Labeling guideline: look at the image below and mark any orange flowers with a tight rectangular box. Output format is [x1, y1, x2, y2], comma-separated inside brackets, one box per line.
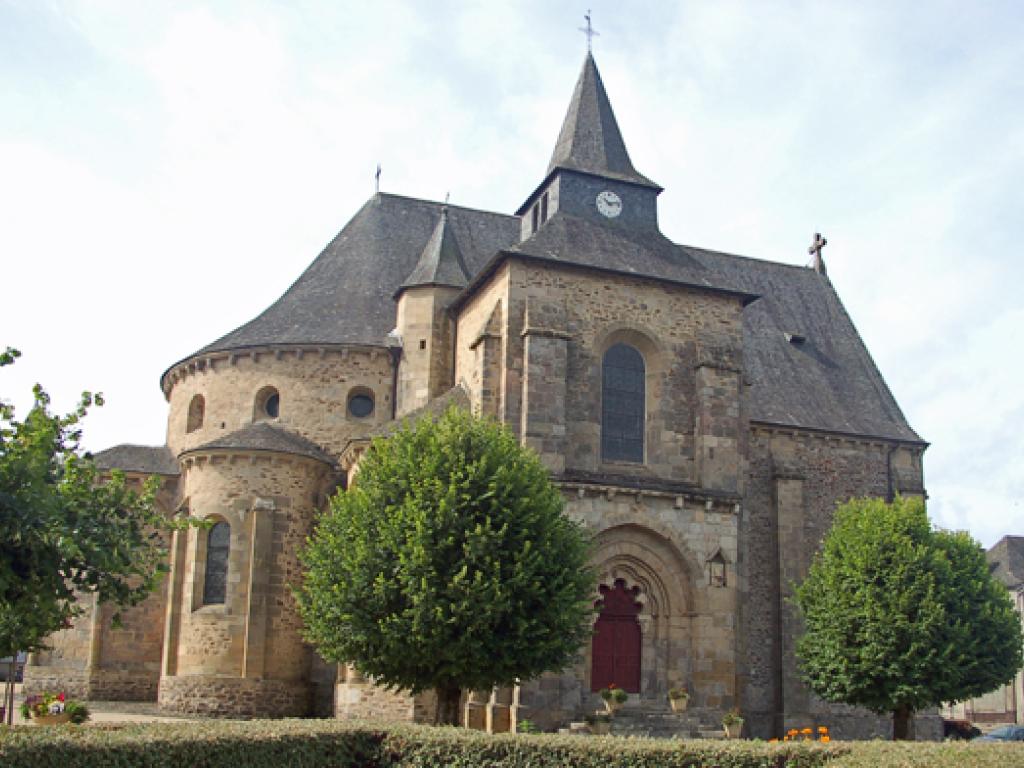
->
[780, 725, 830, 742]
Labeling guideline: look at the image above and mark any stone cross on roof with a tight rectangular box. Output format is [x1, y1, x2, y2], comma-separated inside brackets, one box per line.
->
[579, 10, 599, 53]
[808, 232, 828, 275]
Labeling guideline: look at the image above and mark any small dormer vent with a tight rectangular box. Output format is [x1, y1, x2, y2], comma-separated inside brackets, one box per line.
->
[786, 333, 806, 345]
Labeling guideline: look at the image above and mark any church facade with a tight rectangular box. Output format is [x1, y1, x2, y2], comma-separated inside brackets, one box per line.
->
[25, 53, 936, 739]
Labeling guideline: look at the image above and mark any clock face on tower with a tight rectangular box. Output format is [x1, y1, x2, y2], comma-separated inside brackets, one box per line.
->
[596, 190, 622, 218]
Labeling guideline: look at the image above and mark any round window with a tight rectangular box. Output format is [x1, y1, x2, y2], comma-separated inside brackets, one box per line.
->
[264, 393, 280, 418]
[348, 393, 374, 418]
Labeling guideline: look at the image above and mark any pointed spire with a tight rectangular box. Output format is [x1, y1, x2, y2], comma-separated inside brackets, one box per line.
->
[397, 205, 469, 294]
[547, 53, 660, 189]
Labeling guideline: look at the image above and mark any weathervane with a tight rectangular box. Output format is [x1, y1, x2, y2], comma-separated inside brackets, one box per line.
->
[579, 10, 599, 53]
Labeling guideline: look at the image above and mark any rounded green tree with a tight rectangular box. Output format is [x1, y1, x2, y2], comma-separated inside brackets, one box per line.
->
[794, 496, 1023, 739]
[1, 347, 173, 724]
[297, 407, 595, 725]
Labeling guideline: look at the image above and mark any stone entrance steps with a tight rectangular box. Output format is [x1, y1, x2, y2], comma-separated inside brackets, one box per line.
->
[611, 704, 722, 739]
[561, 703, 724, 740]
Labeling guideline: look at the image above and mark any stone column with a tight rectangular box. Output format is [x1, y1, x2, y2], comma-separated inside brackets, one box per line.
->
[464, 689, 488, 730]
[486, 686, 514, 733]
[242, 498, 274, 678]
[520, 297, 570, 474]
[160, 525, 188, 678]
[694, 352, 741, 493]
[773, 467, 810, 730]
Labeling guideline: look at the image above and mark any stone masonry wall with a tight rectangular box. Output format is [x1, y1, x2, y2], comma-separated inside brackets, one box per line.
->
[521, 487, 740, 728]
[740, 425, 934, 739]
[396, 286, 460, 416]
[159, 450, 331, 716]
[454, 262, 510, 417]
[165, 346, 393, 458]
[24, 474, 177, 702]
[503, 260, 745, 487]
[159, 674, 310, 718]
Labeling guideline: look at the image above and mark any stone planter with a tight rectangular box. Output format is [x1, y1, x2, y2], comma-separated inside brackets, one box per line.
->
[669, 696, 689, 713]
[589, 720, 611, 735]
[32, 712, 71, 726]
[723, 721, 743, 739]
[603, 699, 624, 715]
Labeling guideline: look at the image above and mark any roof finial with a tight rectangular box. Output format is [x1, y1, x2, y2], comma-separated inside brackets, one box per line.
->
[579, 10, 599, 53]
[808, 232, 828, 276]
[443, 191, 450, 217]
[375, 162, 381, 195]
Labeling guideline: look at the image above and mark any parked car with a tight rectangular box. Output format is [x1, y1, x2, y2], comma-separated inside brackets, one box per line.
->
[976, 724, 1024, 742]
[943, 718, 981, 740]
[0, 652, 26, 682]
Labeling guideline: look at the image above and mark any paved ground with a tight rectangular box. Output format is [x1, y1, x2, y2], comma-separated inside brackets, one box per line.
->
[3, 684, 199, 724]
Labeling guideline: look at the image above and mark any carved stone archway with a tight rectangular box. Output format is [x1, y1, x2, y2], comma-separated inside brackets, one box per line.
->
[587, 524, 695, 701]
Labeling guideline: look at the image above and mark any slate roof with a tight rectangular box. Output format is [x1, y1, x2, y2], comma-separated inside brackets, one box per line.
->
[397, 207, 470, 294]
[690, 247, 922, 442]
[190, 195, 519, 357]
[182, 422, 335, 465]
[502, 212, 754, 301]
[987, 536, 1024, 589]
[547, 53, 660, 191]
[171, 52, 922, 446]
[93, 445, 180, 476]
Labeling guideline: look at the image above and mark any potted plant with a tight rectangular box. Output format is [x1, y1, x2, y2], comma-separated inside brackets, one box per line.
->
[585, 711, 613, 735]
[668, 686, 689, 713]
[599, 683, 628, 713]
[722, 708, 744, 739]
[20, 691, 89, 726]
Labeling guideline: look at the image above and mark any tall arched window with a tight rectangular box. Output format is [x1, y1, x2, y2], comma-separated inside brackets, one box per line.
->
[203, 521, 230, 605]
[601, 343, 645, 463]
[186, 394, 205, 433]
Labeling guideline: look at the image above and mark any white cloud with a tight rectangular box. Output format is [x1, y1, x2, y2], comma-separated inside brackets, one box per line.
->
[1, 0, 1021, 548]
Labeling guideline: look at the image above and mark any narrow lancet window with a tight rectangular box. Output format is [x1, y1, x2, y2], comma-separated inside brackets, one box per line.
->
[186, 394, 205, 433]
[601, 343, 645, 463]
[203, 521, 230, 605]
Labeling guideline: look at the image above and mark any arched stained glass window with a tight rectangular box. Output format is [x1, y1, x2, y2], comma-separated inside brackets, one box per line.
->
[203, 521, 230, 605]
[601, 344, 645, 463]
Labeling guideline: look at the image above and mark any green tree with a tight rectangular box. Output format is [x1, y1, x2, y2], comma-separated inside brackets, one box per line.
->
[794, 496, 1023, 740]
[0, 347, 172, 662]
[297, 407, 595, 725]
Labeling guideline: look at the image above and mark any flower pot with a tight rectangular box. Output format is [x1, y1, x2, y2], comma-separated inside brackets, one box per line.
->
[669, 697, 688, 713]
[603, 699, 623, 714]
[33, 712, 71, 726]
[590, 720, 611, 735]
[723, 721, 743, 739]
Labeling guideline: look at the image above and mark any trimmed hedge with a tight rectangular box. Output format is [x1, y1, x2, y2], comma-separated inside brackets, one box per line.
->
[0, 720, 1017, 768]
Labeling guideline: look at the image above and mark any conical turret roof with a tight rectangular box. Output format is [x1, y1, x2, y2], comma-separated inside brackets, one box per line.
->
[396, 206, 469, 294]
[547, 53, 660, 190]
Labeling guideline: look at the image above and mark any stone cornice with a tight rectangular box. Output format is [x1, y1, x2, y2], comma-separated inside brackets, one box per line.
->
[160, 343, 392, 400]
[750, 420, 928, 451]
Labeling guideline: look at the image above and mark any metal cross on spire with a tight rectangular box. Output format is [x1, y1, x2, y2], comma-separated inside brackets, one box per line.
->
[579, 10, 599, 53]
[808, 232, 828, 275]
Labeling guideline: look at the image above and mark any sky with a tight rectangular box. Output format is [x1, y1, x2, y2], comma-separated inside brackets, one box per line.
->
[1, 0, 1021, 547]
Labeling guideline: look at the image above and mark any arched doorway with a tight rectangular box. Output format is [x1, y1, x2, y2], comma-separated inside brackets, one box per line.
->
[591, 579, 642, 693]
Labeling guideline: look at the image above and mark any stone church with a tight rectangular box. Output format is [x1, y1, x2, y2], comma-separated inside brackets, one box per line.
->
[25, 52, 934, 739]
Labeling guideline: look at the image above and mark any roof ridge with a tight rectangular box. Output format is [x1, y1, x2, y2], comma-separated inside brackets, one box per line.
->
[375, 192, 515, 221]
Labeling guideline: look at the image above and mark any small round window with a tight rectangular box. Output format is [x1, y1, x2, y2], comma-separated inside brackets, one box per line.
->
[348, 393, 374, 418]
[254, 386, 280, 421]
[264, 393, 280, 418]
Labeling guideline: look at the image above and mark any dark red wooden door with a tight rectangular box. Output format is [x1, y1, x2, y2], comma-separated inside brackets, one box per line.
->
[591, 580, 641, 693]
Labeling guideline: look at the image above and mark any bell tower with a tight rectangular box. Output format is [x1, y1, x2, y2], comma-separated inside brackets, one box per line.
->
[516, 52, 663, 241]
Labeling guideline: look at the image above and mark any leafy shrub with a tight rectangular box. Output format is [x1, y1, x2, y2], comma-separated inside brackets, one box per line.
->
[0, 719, 1017, 768]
